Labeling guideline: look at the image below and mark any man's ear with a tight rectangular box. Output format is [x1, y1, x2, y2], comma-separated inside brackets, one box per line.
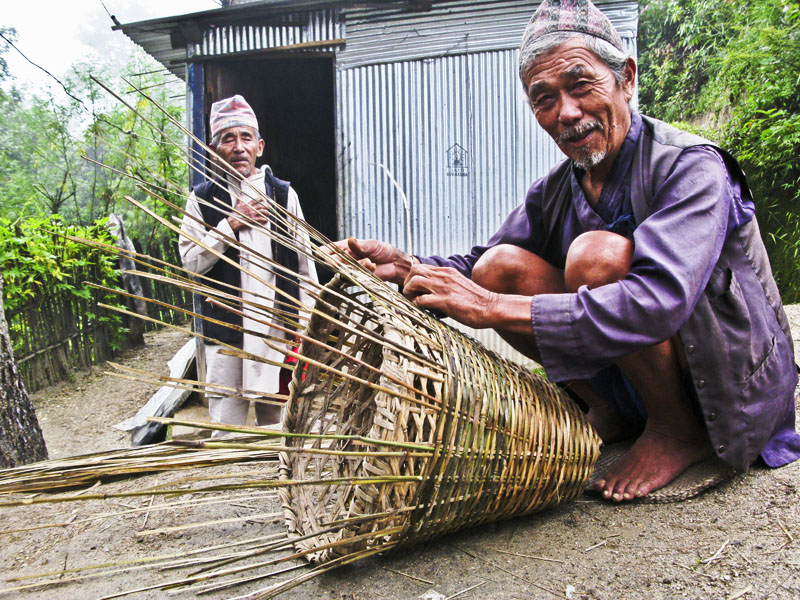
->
[623, 57, 637, 99]
[256, 138, 265, 157]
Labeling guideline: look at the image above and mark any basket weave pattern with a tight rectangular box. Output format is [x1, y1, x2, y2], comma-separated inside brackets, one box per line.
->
[279, 271, 601, 563]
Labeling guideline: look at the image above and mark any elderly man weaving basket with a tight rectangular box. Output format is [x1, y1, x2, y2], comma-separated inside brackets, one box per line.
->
[330, 0, 800, 502]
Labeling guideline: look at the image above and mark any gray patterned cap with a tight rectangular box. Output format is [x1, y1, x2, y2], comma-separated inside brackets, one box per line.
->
[524, 0, 623, 51]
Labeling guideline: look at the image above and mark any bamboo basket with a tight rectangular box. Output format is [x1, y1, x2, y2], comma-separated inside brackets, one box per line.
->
[279, 270, 601, 564]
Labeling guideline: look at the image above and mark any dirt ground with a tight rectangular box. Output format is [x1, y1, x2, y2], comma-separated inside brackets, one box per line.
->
[1, 310, 799, 600]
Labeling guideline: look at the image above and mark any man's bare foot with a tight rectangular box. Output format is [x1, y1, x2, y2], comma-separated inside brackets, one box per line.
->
[593, 421, 712, 502]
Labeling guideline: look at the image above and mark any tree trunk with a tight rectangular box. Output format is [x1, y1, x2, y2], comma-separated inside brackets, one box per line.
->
[0, 274, 48, 468]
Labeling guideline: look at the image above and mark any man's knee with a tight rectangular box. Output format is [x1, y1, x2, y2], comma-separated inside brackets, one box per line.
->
[565, 231, 633, 293]
[473, 245, 522, 292]
[473, 244, 564, 295]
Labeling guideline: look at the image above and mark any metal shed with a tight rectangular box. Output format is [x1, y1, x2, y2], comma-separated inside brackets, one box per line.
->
[117, 0, 639, 363]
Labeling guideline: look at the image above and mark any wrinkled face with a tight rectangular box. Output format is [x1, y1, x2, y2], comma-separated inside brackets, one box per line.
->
[212, 126, 264, 177]
[525, 39, 635, 173]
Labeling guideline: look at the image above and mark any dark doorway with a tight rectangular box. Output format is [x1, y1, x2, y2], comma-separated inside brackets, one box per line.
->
[204, 56, 337, 281]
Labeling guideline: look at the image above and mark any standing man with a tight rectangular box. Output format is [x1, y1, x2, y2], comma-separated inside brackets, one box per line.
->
[330, 0, 800, 501]
[180, 95, 318, 429]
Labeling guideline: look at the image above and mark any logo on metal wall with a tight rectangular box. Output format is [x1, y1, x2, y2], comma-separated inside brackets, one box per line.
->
[446, 143, 469, 177]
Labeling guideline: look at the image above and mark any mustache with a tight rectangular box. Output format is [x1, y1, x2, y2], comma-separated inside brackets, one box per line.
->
[557, 120, 604, 145]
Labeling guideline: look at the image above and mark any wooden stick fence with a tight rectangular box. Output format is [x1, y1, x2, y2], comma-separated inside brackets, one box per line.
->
[8, 239, 191, 393]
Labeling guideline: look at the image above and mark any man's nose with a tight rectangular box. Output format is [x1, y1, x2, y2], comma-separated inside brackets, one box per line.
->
[558, 94, 582, 125]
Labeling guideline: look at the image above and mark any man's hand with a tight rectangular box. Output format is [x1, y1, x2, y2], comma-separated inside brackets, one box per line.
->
[228, 200, 270, 233]
[403, 264, 499, 329]
[322, 238, 413, 286]
[404, 263, 536, 334]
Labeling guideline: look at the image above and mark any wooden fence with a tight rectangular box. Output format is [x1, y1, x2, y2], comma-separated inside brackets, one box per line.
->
[8, 240, 191, 394]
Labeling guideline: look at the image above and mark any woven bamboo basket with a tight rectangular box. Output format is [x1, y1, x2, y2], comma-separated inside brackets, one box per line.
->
[279, 270, 601, 564]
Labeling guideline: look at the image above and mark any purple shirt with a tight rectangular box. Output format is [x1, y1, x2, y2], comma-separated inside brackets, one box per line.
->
[423, 113, 755, 381]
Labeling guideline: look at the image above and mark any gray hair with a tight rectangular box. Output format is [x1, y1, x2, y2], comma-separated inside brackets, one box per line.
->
[210, 126, 262, 147]
[519, 31, 631, 97]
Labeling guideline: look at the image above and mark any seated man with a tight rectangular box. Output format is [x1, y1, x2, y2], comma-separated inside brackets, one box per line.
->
[180, 95, 318, 431]
[330, 0, 800, 501]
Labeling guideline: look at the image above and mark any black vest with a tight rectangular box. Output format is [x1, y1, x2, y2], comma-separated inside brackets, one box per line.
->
[193, 170, 301, 345]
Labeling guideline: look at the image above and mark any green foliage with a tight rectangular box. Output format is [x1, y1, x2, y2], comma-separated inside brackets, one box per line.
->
[0, 215, 126, 351]
[0, 45, 188, 361]
[639, 0, 800, 302]
[0, 48, 187, 252]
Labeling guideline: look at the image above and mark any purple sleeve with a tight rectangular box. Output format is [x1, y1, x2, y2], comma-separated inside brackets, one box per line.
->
[419, 178, 549, 276]
[533, 147, 738, 382]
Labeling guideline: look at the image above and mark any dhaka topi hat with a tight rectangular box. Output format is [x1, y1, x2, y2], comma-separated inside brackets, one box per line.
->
[524, 0, 623, 51]
[209, 95, 259, 140]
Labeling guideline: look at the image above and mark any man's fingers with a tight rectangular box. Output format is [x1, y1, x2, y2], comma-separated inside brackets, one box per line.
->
[402, 271, 431, 298]
[320, 240, 355, 267]
[357, 257, 376, 271]
[347, 237, 370, 259]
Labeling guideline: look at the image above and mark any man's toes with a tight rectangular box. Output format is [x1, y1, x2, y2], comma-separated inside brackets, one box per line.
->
[604, 479, 626, 502]
[611, 484, 627, 502]
[596, 475, 618, 499]
[622, 479, 643, 501]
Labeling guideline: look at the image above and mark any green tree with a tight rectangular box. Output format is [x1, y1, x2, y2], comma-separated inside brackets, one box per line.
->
[0, 47, 187, 251]
[639, 0, 800, 301]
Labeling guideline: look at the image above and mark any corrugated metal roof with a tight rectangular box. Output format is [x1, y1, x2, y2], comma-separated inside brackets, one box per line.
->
[115, 1, 353, 79]
[193, 7, 343, 58]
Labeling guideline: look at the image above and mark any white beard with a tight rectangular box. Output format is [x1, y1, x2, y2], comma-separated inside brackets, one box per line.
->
[573, 149, 607, 170]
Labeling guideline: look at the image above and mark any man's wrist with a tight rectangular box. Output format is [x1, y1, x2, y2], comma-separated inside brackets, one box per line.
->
[396, 253, 416, 284]
[485, 293, 537, 334]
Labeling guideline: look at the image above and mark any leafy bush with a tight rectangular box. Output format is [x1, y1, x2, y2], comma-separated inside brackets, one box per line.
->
[0, 49, 187, 250]
[639, 0, 800, 302]
[0, 215, 126, 350]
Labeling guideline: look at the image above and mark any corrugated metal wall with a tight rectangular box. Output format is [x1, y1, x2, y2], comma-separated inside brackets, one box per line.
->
[341, 0, 637, 69]
[336, 0, 638, 363]
[188, 7, 343, 57]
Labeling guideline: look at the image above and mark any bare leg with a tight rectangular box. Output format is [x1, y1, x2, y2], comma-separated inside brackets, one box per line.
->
[564, 232, 711, 501]
[593, 339, 712, 501]
[474, 234, 712, 502]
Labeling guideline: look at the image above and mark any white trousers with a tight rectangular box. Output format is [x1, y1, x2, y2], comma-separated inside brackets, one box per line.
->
[204, 344, 281, 435]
